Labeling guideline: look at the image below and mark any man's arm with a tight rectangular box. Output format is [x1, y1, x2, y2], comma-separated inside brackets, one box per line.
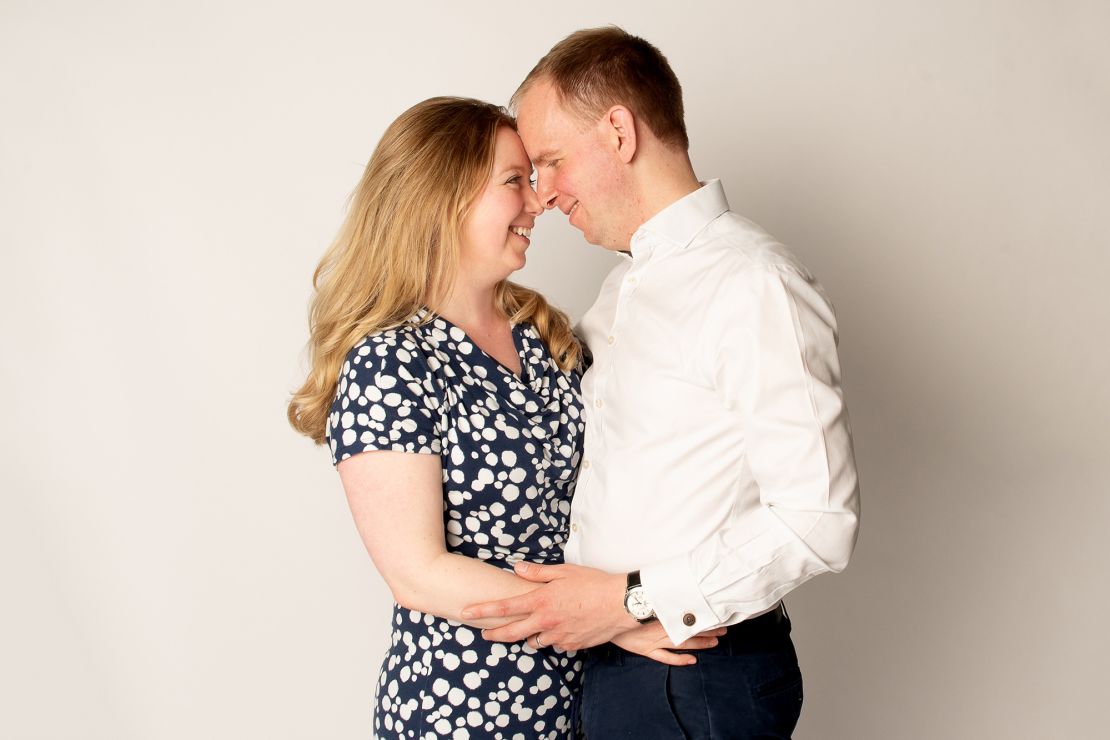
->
[640, 264, 860, 643]
[461, 561, 727, 662]
[465, 264, 860, 646]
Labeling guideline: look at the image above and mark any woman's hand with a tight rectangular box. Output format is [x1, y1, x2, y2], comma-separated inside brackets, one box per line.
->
[610, 622, 728, 666]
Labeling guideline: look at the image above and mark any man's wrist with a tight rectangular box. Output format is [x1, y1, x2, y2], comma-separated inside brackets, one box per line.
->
[622, 569, 657, 624]
[610, 573, 640, 628]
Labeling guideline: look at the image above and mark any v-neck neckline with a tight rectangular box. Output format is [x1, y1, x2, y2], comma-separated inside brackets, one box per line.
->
[419, 309, 530, 384]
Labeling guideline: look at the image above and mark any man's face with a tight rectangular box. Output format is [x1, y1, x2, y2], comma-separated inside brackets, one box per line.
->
[515, 80, 633, 250]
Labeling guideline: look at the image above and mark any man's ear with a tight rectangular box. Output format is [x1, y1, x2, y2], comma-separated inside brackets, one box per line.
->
[604, 106, 638, 164]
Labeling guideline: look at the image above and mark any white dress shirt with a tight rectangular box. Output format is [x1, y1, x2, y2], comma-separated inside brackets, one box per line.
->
[565, 180, 860, 644]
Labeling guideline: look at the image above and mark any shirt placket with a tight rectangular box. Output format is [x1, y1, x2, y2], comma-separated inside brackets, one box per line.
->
[591, 243, 651, 445]
[571, 246, 650, 546]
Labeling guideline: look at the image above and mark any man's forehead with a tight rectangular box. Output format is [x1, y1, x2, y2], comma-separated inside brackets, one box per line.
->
[515, 78, 559, 114]
[514, 114, 556, 164]
[516, 82, 579, 162]
[517, 81, 578, 129]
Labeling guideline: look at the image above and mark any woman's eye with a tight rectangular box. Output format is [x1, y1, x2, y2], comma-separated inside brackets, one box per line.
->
[529, 177, 537, 187]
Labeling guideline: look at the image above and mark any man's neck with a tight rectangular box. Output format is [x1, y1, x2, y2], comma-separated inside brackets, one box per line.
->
[641, 172, 702, 223]
[622, 152, 702, 248]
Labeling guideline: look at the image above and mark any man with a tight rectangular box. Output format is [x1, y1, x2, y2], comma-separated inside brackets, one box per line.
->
[461, 27, 860, 738]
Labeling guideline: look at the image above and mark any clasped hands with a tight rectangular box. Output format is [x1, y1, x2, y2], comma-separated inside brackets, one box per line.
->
[460, 561, 724, 666]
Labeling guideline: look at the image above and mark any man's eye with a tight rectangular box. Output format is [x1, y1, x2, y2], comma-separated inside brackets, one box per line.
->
[529, 177, 537, 187]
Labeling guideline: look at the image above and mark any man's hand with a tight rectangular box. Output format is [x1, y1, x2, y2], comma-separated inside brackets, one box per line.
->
[460, 561, 637, 651]
[611, 622, 728, 666]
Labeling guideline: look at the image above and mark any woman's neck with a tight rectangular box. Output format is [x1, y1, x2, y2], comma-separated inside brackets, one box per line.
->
[431, 279, 520, 376]
[430, 280, 505, 332]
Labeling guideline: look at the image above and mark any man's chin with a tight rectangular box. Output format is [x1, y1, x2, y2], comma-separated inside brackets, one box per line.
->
[579, 227, 615, 250]
[574, 223, 602, 247]
[568, 215, 613, 248]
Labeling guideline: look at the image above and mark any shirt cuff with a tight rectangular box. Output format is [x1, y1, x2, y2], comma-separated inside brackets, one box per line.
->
[639, 553, 721, 645]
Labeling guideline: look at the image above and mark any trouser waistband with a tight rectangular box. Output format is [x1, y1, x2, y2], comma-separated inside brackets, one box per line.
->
[584, 601, 791, 662]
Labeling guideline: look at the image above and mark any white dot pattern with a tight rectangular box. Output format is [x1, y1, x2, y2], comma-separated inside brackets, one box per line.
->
[326, 310, 585, 738]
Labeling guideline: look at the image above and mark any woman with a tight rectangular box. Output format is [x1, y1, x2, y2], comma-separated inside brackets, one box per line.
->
[288, 97, 718, 739]
[288, 96, 585, 738]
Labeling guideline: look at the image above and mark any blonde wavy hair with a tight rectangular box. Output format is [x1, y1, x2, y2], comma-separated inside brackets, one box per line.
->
[288, 97, 580, 444]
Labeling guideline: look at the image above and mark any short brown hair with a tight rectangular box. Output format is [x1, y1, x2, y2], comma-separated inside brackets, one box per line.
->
[513, 26, 689, 150]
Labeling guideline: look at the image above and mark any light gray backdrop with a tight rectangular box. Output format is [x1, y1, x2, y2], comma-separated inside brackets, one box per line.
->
[2, 1, 1107, 738]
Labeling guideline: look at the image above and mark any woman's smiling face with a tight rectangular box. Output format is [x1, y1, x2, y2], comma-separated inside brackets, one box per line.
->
[458, 127, 543, 287]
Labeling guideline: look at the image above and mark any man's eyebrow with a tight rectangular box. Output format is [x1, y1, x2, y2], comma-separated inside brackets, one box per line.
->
[531, 150, 560, 166]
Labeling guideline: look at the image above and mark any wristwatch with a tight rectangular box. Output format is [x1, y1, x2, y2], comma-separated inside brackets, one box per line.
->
[624, 570, 656, 623]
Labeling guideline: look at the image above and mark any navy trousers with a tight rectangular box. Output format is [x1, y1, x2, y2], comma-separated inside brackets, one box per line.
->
[579, 605, 803, 739]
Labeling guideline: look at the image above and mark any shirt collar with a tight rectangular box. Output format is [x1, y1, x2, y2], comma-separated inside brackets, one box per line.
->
[628, 179, 730, 260]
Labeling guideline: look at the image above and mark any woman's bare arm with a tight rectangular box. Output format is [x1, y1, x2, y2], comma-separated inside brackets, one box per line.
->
[338, 449, 537, 630]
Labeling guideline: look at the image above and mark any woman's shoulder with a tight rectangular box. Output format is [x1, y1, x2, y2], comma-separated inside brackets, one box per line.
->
[345, 316, 433, 364]
[334, 318, 442, 407]
[328, 318, 445, 461]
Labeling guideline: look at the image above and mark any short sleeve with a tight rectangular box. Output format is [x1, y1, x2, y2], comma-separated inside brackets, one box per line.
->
[325, 330, 443, 465]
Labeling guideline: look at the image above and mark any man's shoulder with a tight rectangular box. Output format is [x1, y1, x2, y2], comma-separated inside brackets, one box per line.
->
[699, 212, 814, 280]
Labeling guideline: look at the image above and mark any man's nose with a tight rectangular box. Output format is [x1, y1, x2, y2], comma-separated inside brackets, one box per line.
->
[536, 173, 559, 210]
[523, 181, 543, 217]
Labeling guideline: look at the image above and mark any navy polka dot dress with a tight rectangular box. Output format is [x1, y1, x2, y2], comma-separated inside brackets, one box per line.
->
[326, 309, 585, 739]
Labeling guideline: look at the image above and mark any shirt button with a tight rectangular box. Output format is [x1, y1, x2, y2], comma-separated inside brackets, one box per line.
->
[571, 522, 578, 532]
[583, 459, 590, 468]
[595, 399, 603, 408]
[682, 613, 697, 627]
[607, 335, 615, 345]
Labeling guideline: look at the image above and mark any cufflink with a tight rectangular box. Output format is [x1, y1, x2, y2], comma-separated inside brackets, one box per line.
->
[682, 613, 696, 627]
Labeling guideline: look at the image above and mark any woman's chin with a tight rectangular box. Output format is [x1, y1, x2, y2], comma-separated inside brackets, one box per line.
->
[491, 263, 523, 283]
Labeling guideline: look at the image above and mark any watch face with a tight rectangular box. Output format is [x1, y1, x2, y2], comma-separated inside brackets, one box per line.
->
[625, 587, 654, 620]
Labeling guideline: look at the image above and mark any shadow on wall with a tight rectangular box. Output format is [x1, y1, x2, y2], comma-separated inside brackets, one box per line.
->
[711, 109, 1107, 739]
